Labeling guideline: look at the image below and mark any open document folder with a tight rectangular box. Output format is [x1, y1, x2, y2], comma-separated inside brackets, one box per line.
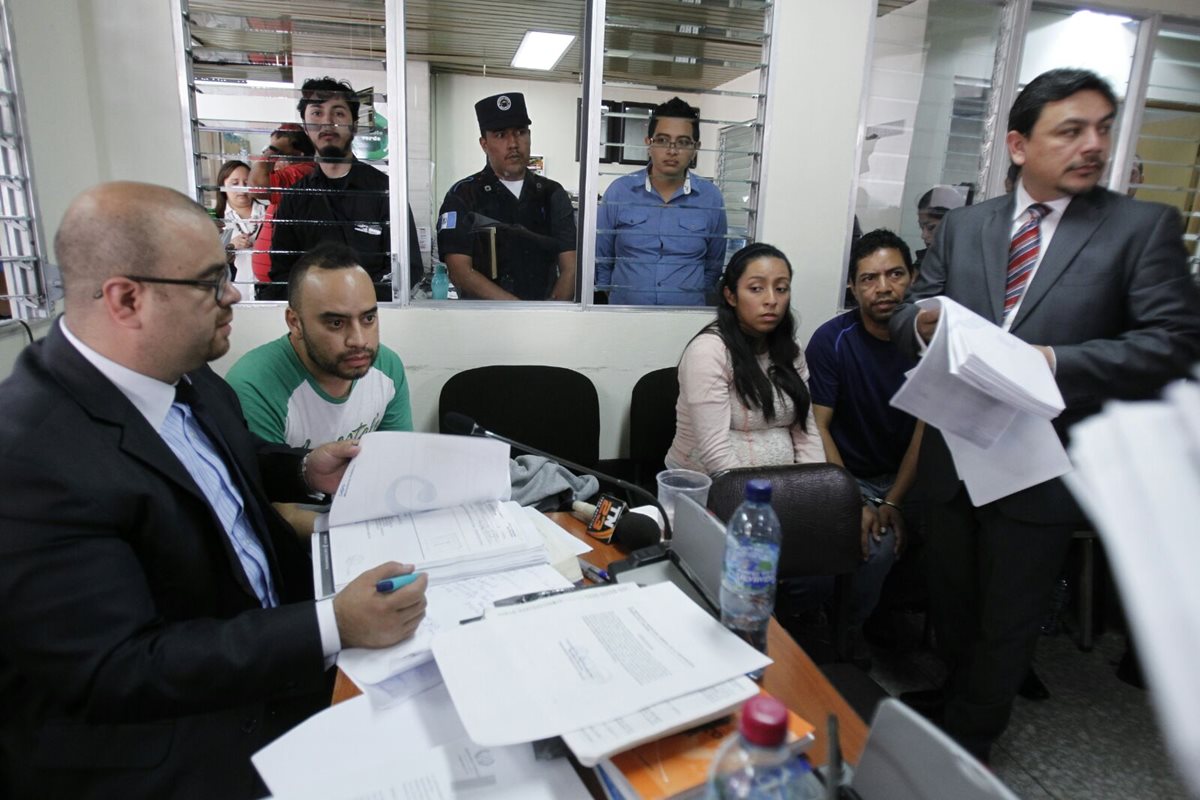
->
[1065, 379, 1200, 798]
[432, 582, 772, 747]
[312, 431, 548, 594]
[890, 296, 1071, 506]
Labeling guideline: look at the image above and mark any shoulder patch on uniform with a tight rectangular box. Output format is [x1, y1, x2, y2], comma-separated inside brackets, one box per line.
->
[438, 211, 457, 231]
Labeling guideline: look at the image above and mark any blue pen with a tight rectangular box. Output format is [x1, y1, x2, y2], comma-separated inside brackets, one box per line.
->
[376, 573, 422, 593]
[577, 558, 612, 584]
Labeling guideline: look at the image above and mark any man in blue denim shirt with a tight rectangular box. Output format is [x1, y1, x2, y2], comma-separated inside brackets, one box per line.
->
[596, 98, 727, 305]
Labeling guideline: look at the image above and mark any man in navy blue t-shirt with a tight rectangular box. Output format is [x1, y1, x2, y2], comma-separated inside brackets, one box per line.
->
[806, 229, 923, 626]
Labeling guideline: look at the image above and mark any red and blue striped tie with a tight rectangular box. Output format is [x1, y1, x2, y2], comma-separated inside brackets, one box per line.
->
[1004, 203, 1050, 320]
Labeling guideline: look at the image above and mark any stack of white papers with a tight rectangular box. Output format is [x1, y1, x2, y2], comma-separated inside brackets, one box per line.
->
[338, 564, 572, 702]
[253, 682, 590, 800]
[313, 432, 550, 593]
[324, 499, 549, 590]
[1066, 378, 1200, 798]
[891, 297, 1071, 505]
[432, 582, 772, 749]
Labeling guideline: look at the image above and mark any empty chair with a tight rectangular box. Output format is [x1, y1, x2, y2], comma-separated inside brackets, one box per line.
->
[438, 365, 600, 468]
[628, 367, 679, 490]
[707, 463, 862, 661]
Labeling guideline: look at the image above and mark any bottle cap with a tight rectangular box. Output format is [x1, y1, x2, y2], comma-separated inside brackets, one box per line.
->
[744, 479, 772, 504]
[739, 695, 787, 747]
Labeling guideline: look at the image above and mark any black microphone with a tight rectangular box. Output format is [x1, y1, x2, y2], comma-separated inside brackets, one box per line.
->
[443, 412, 672, 540]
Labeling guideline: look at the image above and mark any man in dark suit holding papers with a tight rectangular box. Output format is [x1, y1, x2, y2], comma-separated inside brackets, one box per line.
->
[0, 182, 427, 799]
[890, 69, 1200, 760]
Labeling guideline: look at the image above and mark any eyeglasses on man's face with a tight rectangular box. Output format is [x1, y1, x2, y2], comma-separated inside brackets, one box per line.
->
[120, 266, 233, 304]
[649, 135, 697, 151]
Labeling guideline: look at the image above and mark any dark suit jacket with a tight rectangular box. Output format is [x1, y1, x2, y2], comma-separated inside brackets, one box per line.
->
[0, 321, 331, 799]
[890, 188, 1200, 523]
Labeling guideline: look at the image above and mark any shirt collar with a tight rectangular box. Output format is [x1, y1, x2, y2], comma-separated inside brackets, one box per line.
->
[1013, 180, 1072, 222]
[643, 167, 692, 196]
[60, 319, 178, 432]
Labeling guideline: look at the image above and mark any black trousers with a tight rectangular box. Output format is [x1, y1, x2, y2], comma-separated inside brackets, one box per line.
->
[926, 487, 1074, 759]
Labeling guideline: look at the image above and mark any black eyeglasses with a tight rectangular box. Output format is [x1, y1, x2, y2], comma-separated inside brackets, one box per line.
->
[120, 267, 231, 304]
[649, 135, 696, 151]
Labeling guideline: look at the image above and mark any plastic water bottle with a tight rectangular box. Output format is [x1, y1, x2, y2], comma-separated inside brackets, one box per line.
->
[707, 695, 822, 799]
[431, 262, 450, 299]
[720, 479, 781, 667]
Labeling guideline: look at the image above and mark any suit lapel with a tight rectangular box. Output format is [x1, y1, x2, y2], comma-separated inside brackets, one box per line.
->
[43, 324, 267, 603]
[981, 195, 1015, 324]
[1011, 191, 1108, 331]
[42, 323, 208, 505]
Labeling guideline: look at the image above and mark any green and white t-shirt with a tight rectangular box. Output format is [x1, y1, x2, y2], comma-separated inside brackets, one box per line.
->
[226, 335, 412, 448]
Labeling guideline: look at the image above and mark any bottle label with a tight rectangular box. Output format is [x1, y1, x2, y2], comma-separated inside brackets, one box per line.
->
[723, 541, 779, 591]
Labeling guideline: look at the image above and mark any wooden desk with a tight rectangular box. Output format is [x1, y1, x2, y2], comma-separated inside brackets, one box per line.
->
[333, 511, 866, 771]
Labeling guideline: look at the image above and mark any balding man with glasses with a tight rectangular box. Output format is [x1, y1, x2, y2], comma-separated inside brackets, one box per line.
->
[0, 182, 427, 799]
[596, 97, 728, 305]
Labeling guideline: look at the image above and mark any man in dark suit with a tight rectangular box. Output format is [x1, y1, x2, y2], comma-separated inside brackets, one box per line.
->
[890, 69, 1200, 760]
[0, 182, 428, 799]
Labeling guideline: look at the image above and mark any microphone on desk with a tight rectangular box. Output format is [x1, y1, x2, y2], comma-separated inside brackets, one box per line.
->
[570, 498, 662, 551]
[442, 411, 672, 541]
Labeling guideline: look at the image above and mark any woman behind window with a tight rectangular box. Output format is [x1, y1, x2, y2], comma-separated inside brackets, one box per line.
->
[215, 159, 264, 283]
[666, 243, 823, 475]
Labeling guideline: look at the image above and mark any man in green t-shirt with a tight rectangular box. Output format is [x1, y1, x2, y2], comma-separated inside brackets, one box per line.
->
[227, 242, 412, 449]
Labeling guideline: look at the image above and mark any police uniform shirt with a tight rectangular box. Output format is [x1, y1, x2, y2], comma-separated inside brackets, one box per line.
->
[436, 164, 576, 300]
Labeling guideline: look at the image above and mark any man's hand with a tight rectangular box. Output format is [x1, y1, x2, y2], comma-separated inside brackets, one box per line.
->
[877, 502, 906, 555]
[1032, 344, 1056, 372]
[860, 504, 880, 559]
[334, 562, 428, 649]
[304, 440, 360, 495]
[916, 306, 941, 344]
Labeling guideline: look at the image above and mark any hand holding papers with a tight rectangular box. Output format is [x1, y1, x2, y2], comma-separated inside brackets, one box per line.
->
[891, 297, 1071, 505]
[432, 582, 772, 747]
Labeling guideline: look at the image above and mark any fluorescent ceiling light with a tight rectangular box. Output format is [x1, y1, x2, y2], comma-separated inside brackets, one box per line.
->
[511, 31, 575, 71]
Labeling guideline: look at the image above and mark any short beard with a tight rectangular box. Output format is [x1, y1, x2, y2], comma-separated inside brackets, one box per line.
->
[318, 143, 352, 160]
[302, 335, 375, 381]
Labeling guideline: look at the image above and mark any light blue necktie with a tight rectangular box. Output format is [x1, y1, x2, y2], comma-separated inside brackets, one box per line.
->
[160, 388, 278, 608]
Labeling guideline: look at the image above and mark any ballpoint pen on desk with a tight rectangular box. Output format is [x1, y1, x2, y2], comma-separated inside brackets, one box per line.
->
[577, 558, 612, 584]
[375, 573, 422, 593]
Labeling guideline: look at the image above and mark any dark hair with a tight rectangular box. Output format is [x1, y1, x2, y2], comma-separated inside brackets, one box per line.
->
[692, 242, 809, 427]
[288, 242, 364, 309]
[297, 77, 360, 122]
[214, 159, 250, 218]
[1008, 68, 1116, 137]
[1006, 161, 1022, 190]
[649, 97, 700, 141]
[274, 124, 315, 157]
[849, 229, 913, 281]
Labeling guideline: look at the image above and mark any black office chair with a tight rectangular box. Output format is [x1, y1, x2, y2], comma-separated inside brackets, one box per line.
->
[707, 463, 863, 662]
[628, 367, 679, 491]
[438, 365, 601, 468]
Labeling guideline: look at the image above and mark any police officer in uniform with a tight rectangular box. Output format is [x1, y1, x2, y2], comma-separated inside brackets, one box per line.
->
[436, 92, 577, 301]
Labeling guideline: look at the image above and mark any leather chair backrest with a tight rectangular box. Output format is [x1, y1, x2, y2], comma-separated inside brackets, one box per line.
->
[707, 463, 861, 579]
[439, 365, 600, 467]
[629, 367, 679, 470]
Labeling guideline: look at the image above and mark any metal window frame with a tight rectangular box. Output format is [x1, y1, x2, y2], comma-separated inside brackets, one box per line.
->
[0, 0, 52, 320]
[170, 0, 776, 311]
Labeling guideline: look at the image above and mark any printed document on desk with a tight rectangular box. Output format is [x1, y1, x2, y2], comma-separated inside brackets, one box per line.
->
[432, 582, 772, 746]
[253, 687, 589, 800]
[891, 297, 1070, 506]
[317, 499, 547, 593]
[338, 564, 572, 689]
